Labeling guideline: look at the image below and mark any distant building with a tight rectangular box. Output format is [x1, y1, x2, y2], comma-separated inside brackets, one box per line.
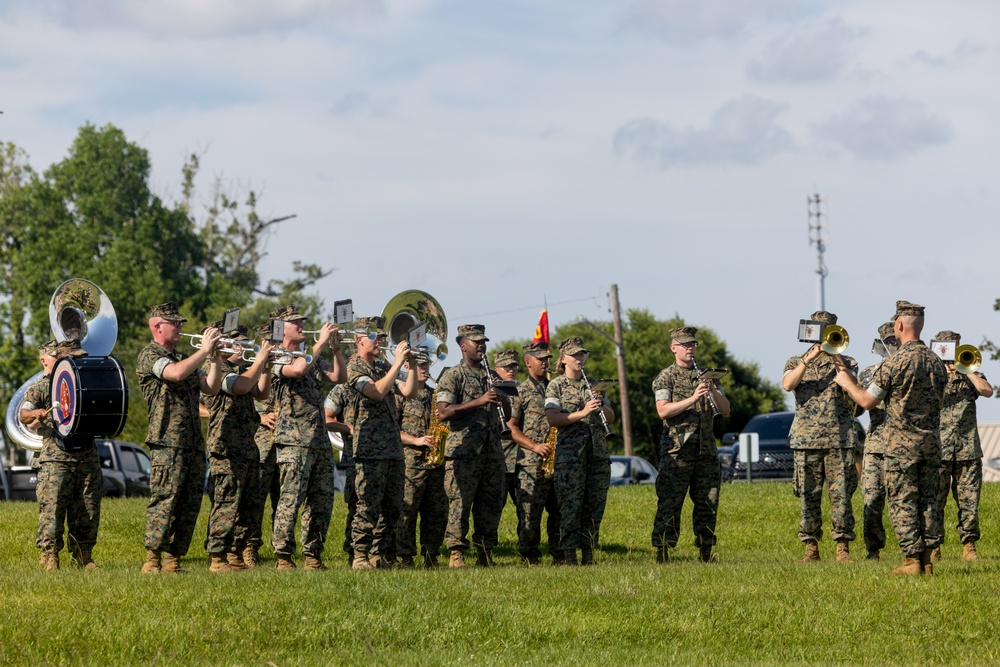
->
[980, 423, 1000, 481]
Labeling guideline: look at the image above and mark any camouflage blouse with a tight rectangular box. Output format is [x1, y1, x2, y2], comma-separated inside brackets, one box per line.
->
[511, 377, 550, 468]
[395, 383, 437, 470]
[271, 358, 332, 449]
[652, 363, 721, 457]
[203, 358, 259, 461]
[136, 341, 204, 450]
[325, 383, 355, 468]
[939, 369, 986, 461]
[858, 363, 888, 455]
[23, 377, 97, 463]
[347, 356, 402, 460]
[436, 362, 502, 460]
[784, 353, 859, 450]
[544, 375, 610, 464]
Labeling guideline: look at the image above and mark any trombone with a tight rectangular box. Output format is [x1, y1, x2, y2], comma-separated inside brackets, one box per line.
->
[243, 344, 313, 366]
[955, 345, 982, 375]
[820, 325, 849, 355]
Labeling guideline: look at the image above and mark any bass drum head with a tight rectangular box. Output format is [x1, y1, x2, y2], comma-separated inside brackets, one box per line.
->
[51, 356, 129, 438]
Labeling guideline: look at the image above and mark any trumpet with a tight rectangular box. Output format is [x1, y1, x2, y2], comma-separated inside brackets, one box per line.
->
[179, 332, 253, 356]
[820, 325, 849, 355]
[955, 344, 982, 375]
[243, 345, 312, 366]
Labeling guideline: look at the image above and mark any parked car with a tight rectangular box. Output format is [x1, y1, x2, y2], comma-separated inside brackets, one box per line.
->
[610, 455, 658, 486]
[718, 411, 865, 481]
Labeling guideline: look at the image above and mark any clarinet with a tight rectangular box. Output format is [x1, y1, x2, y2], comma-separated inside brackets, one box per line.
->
[581, 367, 615, 440]
[690, 354, 722, 419]
[481, 359, 512, 435]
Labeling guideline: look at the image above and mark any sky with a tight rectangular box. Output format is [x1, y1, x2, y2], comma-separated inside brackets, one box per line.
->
[2, 0, 1000, 420]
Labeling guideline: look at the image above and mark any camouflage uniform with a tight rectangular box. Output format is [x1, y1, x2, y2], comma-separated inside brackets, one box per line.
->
[938, 362, 986, 546]
[544, 373, 611, 553]
[270, 358, 337, 559]
[784, 344, 860, 545]
[325, 383, 358, 558]
[495, 349, 524, 533]
[137, 340, 208, 556]
[511, 375, 561, 560]
[245, 394, 279, 552]
[651, 362, 723, 550]
[25, 372, 102, 559]
[437, 362, 505, 553]
[203, 358, 261, 556]
[395, 383, 448, 559]
[858, 363, 889, 553]
[348, 355, 405, 559]
[867, 334, 947, 557]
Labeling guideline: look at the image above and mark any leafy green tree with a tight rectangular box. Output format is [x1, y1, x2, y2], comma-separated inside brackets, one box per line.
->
[491, 309, 785, 463]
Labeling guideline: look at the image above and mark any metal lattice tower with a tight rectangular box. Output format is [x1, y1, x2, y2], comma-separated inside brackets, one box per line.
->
[807, 193, 829, 311]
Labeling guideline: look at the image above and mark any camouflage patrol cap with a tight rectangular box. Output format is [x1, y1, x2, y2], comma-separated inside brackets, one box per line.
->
[207, 319, 249, 340]
[670, 326, 698, 344]
[878, 322, 896, 339]
[933, 330, 960, 343]
[810, 311, 837, 325]
[270, 304, 307, 322]
[456, 324, 488, 343]
[354, 316, 386, 335]
[558, 336, 588, 356]
[893, 300, 924, 319]
[494, 348, 520, 369]
[38, 340, 59, 357]
[409, 351, 431, 365]
[150, 302, 187, 323]
[56, 339, 87, 358]
[522, 341, 552, 359]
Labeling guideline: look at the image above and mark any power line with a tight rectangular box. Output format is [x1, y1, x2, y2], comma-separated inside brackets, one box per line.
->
[455, 294, 604, 319]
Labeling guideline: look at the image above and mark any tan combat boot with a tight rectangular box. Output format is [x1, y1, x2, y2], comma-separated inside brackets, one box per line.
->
[798, 540, 820, 563]
[276, 555, 297, 571]
[448, 549, 467, 569]
[141, 550, 161, 574]
[227, 552, 247, 571]
[656, 546, 669, 564]
[40, 552, 59, 572]
[160, 552, 183, 573]
[303, 555, 328, 571]
[564, 549, 579, 566]
[920, 550, 934, 575]
[73, 549, 98, 570]
[352, 553, 375, 571]
[930, 546, 942, 562]
[209, 554, 234, 573]
[962, 542, 979, 561]
[889, 557, 922, 575]
[835, 541, 852, 563]
[242, 545, 260, 570]
[581, 547, 597, 565]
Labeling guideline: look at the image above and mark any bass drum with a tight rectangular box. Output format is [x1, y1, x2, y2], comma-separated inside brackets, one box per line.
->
[50, 356, 129, 438]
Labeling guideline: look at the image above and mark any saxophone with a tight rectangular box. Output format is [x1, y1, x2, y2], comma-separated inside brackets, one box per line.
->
[539, 426, 557, 480]
[423, 389, 449, 467]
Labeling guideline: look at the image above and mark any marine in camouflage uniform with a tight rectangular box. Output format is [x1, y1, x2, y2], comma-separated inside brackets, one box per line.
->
[325, 381, 357, 567]
[509, 342, 561, 565]
[137, 303, 223, 573]
[931, 330, 992, 561]
[269, 305, 345, 570]
[22, 340, 101, 571]
[202, 324, 272, 572]
[394, 356, 448, 567]
[348, 316, 418, 570]
[436, 324, 506, 568]
[494, 349, 524, 534]
[651, 326, 730, 563]
[836, 301, 947, 575]
[544, 336, 614, 566]
[782, 311, 859, 562]
[857, 321, 897, 559]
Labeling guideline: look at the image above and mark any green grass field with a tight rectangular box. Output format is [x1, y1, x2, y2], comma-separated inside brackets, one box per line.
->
[2, 482, 999, 666]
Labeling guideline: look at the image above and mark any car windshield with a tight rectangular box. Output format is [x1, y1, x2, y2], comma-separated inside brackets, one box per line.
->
[610, 460, 629, 478]
[742, 413, 793, 439]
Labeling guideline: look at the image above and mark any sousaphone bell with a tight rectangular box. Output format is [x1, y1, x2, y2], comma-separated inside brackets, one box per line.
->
[380, 290, 448, 365]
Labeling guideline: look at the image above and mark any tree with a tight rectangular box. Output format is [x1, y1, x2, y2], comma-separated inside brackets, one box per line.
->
[491, 309, 785, 464]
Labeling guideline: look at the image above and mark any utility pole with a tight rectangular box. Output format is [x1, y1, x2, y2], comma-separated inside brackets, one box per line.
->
[807, 193, 829, 311]
[609, 284, 634, 456]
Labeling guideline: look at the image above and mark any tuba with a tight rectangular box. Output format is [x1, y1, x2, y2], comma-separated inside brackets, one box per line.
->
[4, 280, 119, 452]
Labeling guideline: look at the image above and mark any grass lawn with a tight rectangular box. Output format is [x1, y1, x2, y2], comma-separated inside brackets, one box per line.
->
[1, 481, 999, 666]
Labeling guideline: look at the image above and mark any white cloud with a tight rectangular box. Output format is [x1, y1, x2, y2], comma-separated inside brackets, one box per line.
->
[910, 40, 986, 69]
[613, 95, 795, 168]
[618, 0, 811, 43]
[812, 96, 952, 159]
[747, 19, 865, 83]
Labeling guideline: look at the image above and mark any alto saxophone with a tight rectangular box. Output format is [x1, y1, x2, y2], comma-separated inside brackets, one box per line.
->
[539, 426, 557, 480]
[423, 389, 449, 467]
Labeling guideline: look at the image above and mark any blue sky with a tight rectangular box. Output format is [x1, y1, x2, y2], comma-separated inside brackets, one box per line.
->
[3, 0, 1000, 419]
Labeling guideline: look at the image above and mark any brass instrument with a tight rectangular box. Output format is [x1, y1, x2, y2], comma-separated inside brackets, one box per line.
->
[423, 389, 448, 466]
[180, 332, 252, 356]
[820, 325, 850, 355]
[540, 426, 557, 480]
[955, 345, 982, 375]
[381, 290, 448, 364]
[244, 345, 312, 365]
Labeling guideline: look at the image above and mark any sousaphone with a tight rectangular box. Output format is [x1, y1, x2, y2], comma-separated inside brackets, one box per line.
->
[380, 290, 448, 364]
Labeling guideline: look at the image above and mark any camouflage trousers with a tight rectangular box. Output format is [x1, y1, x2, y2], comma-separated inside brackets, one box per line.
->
[36, 453, 102, 555]
[444, 453, 505, 552]
[272, 445, 335, 558]
[245, 438, 280, 549]
[396, 464, 448, 558]
[885, 455, 942, 557]
[503, 470, 526, 538]
[145, 445, 207, 555]
[861, 452, 887, 552]
[554, 450, 610, 551]
[341, 466, 357, 556]
[516, 464, 561, 559]
[651, 453, 721, 549]
[205, 453, 260, 554]
[936, 458, 981, 545]
[352, 458, 405, 557]
[793, 448, 857, 543]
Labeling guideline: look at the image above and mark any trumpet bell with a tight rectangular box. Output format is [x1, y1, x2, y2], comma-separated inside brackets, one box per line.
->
[381, 290, 448, 364]
[48, 279, 118, 356]
[821, 325, 849, 355]
[955, 344, 982, 375]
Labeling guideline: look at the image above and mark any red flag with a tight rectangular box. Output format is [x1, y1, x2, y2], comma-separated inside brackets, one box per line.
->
[532, 309, 549, 344]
